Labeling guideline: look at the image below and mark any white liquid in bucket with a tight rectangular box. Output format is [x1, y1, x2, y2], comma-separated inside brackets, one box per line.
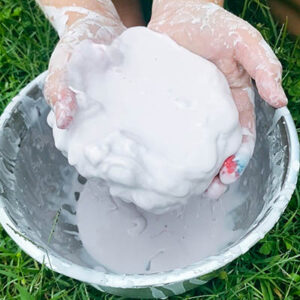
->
[76, 179, 245, 274]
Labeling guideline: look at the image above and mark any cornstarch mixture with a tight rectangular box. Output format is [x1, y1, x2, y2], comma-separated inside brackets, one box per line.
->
[48, 27, 242, 213]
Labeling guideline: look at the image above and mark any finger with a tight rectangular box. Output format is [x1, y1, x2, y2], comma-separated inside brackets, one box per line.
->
[219, 84, 256, 184]
[44, 41, 77, 129]
[45, 69, 77, 129]
[233, 26, 287, 107]
[219, 135, 255, 184]
[205, 176, 228, 199]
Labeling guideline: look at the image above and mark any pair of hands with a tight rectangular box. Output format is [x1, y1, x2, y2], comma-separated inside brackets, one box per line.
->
[45, 0, 287, 197]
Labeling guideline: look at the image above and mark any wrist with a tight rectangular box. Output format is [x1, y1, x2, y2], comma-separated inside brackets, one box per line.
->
[152, 0, 224, 7]
[37, 0, 123, 37]
[152, 0, 224, 15]
[62, 14, 124, 45]
[63, 9, 123, 36]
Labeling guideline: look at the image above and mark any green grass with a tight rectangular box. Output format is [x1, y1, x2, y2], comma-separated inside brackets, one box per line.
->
[0, 0, 299, 299]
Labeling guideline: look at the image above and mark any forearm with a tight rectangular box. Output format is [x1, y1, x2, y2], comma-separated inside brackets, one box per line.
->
[36, 0, 121, 37]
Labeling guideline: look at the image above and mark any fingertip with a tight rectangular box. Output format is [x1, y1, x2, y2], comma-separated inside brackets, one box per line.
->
[271, 86, 288, 108]
[219, 155, 243, 184]
[255, 72, 288, 108]
[54, 90, 77, 129]
[55, 104, 74, 129]
[256, 75, 287, 108]
[205, 177, 228, 199]
[254, 58, 287, 108]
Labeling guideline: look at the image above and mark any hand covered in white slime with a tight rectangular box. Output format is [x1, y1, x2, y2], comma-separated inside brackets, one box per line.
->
[37, 0, 126, 128]
[43, 0, 288, 213]
[148, 0, 287, 196]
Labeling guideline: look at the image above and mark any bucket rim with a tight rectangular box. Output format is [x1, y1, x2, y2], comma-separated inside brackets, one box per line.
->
[0, 72, 299, 289]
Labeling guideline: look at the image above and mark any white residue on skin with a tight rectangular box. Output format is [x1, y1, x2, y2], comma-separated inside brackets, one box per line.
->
[164, 2, 220, 33]
[41, 5, 119, 38]
[242, 86, 255, 105]
[42, 6, 69, 37]
[259, 39, 282, 66]
[242, 127, 255, 137]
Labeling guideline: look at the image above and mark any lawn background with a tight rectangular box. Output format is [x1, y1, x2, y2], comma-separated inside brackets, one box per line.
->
[0, 0, 299, 299]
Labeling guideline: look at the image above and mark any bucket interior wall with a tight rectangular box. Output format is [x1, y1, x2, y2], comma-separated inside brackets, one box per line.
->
[0, 79, 288, 273]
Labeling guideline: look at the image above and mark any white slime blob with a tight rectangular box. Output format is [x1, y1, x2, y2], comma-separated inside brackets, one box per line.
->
[49, 27, 242, 213]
